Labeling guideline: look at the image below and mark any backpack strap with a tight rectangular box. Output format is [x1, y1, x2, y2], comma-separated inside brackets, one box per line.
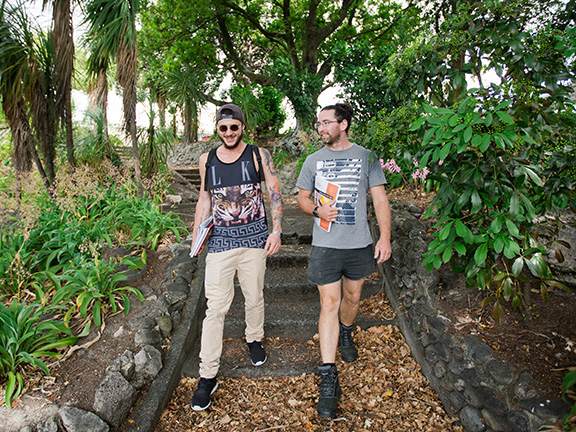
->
[203, 147, 218, 192]
[204, 144, 264, 192]
[250, 144, 264, 183]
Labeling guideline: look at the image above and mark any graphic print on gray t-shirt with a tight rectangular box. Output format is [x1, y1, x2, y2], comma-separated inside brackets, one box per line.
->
[316, 158, 362, 225]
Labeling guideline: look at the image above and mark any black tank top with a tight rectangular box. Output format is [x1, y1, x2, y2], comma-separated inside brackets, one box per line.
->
[207, 145, 268, 253]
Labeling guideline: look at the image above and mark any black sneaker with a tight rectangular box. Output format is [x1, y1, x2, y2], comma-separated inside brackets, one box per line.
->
[191, 377, 218, 411]
[338, 322, 358, 362]
[248, 341, 267, 366]
[317, 364, 341, 418]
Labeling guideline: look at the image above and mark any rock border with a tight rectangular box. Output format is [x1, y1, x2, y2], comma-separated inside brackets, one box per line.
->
[377, 201, 570, 432]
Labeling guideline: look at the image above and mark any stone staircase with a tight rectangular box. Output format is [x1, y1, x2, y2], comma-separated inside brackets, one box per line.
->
[173, 167, 201, 189]
[182, 208, 395, 379]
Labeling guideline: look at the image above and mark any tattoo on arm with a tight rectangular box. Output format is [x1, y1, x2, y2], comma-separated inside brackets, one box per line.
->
[262, 149, 278, 176]
[269, 183, 284, 222]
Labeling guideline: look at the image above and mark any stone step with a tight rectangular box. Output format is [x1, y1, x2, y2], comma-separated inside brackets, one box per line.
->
[222, 277, 386, 339]
[265, 244, 310, 268]
[183, 311, 393, 379]
[174, 168, 201, 187]
[182, 337, 320, 379]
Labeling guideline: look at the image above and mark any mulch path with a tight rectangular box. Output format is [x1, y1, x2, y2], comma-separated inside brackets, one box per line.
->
[155, 294, 463, 432]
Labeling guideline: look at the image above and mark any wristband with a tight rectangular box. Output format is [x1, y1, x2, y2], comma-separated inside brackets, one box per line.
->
[272, 231, 283, 240]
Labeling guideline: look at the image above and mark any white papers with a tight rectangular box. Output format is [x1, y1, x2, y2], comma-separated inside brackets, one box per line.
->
[189, 216, 214, 257]
[314, 177, 340, 232]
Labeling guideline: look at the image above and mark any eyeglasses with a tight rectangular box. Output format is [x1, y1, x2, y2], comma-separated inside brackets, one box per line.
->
[314, 120, 340, 130]
[219, 124, 241, 132]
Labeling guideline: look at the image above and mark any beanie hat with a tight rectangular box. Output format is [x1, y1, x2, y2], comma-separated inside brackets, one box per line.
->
[216, 103, 244, 124]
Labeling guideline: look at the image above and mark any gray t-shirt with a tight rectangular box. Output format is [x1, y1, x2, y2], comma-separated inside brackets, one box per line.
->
[296, 143, 386, 249]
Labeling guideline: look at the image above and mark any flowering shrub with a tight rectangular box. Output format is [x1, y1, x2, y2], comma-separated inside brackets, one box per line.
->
[379, 157, 439, 196]
[410, 91, 575, 321]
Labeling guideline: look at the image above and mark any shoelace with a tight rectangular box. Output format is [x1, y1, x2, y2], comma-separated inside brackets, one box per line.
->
[340, 328, 354, 346]
[320, 370, 336, 395]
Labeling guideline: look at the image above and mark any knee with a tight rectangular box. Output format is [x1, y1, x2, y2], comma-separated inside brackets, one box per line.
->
[343, 291, 361, 306]
[320, 294, 341, 313]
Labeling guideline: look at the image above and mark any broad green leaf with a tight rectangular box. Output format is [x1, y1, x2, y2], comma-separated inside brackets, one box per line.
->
[503, 239, 521, 259]
[511, 257, 524, 276]
[422, 128, 435, 145]
[463, 126, 473, 143]
[439, 143, 452, 160]
[474, 243, 488, 265]
[496, 111, 514, 124]
[409, 117, 426, 131]
[438, 221, 454, 240]
[471, 190, 482, 213]
[490, 217, 503, 234]
[494, 235, 504, 253]
[523, 167, 543, 186]
[505, 218, 520, 238]
[448, 114, 460, 127]
[442, 246, 453, 263]
[510, 194, 520, 216]
[453, 124, 467, 133]
[454, 242, 466, 255]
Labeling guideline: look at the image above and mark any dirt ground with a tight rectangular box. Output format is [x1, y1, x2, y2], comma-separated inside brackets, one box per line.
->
[1, 183, 575, 431]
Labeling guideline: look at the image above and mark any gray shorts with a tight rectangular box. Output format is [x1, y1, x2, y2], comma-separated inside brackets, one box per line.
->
[307, 245, 375, 286]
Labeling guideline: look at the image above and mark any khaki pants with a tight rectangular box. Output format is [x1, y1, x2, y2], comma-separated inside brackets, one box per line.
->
[199, 247, 267, 378]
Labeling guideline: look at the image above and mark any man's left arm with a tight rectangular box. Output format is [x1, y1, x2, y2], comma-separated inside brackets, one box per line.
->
[370, 184, 392, 264]
[259, 147, 284, 256]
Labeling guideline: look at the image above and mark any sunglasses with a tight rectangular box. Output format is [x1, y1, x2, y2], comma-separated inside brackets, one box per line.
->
[219, 124, 241, 132]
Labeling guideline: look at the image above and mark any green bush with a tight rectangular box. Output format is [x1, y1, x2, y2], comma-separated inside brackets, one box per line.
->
[409, 91, 575, 321]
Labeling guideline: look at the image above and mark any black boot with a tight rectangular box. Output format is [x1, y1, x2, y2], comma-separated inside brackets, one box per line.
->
[317, 364, 341, 418]
[339, 322, 358, 362]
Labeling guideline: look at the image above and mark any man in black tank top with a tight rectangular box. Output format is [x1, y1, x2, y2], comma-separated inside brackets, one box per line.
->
[190, 104, 284, 411]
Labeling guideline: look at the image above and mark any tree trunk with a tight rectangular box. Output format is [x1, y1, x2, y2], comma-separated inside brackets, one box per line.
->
[158, 94, 166, 128]
[53, 0, 75, 172]
[183, 107, 191, 145]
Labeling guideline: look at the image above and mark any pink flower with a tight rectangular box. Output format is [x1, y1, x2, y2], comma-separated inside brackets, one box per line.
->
[438, 160, 444, 166]
[381, 158, 401, 174]
[412, 167, 430, 180]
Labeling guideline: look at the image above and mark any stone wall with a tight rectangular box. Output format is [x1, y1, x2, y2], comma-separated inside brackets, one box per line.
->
[378, 201, 570, 432]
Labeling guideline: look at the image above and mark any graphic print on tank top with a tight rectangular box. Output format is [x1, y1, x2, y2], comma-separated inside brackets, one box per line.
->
[316, 158, 361, 225]
[211, 183, 265, 226]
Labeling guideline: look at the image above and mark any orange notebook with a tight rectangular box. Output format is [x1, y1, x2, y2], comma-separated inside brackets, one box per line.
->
[314, 177, 340, 232]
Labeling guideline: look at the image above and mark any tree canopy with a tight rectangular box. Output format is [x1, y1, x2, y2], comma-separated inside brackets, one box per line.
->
[138, 0, 422, 129]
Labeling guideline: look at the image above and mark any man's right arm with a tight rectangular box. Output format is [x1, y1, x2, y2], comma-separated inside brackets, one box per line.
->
[191, 152, 212, 253]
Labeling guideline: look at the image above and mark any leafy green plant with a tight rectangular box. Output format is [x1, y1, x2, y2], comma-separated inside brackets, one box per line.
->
[272, 147, 290, 170]
[0, 227, 34, 296]
[111, 197, 188, 250]
[0, 300, 77, 407]
[139, 125, 175, 178]
[410, 92, 575, 321]
[561, 368, 576, 431]
[74, 108, 122, 168]
[60, 255, 145, 327]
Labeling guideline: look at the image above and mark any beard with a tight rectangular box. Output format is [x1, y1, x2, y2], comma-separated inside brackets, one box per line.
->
[220, 131, 244, 149]
[321, 132, 337, 146]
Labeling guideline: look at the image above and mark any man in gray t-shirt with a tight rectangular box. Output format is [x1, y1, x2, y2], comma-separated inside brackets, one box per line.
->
[296, 103, 392, 419]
